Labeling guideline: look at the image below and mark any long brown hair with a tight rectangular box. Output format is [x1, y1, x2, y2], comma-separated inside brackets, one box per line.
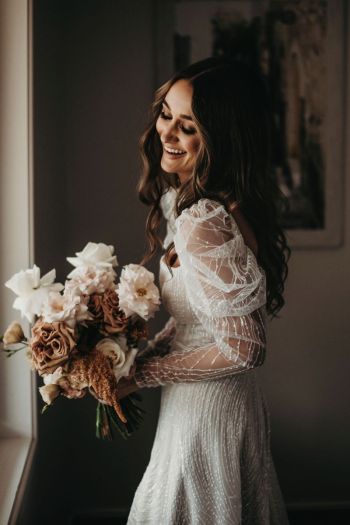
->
[137, 57, 291, 319]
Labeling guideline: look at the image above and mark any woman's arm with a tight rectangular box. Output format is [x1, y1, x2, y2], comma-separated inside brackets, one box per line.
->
[133, 309, 265, 387]
[131, 199, 267, 389]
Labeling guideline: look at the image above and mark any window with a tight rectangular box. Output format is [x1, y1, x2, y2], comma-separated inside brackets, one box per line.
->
[0, 1, 36, 523]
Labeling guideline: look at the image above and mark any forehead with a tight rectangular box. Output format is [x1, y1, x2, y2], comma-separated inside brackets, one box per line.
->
[164, 79, 193, 114]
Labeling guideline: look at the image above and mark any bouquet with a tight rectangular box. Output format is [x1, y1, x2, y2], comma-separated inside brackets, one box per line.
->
[0, 242, 161, 440]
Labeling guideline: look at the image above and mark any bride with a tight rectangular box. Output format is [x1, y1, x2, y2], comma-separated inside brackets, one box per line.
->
[117, 56, 291, 524]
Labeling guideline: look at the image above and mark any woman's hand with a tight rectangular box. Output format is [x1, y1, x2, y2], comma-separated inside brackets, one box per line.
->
[117, 375, 139, 400]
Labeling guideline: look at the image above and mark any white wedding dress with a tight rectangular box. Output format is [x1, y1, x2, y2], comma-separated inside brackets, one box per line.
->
[127, 187, 290, 525]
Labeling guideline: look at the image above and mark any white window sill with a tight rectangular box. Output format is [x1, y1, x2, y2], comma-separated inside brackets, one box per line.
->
[0, 436, 36, 525]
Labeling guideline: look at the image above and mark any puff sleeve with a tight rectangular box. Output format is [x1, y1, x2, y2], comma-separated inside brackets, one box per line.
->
[134, 199, 267, 387]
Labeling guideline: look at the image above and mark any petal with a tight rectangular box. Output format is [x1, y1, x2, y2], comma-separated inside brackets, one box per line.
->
[5, 270, 32, 296]
[31, 265, 41, 288]
[40, 268, 56, 287]
[66, 256, 82, 268]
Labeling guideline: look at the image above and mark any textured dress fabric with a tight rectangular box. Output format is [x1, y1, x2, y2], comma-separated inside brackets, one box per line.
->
[127, 188, 289, 525]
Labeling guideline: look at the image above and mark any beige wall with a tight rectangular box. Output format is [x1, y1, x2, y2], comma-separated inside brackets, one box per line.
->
[260, 5, 350, 502]
[17, 1, 350, 523]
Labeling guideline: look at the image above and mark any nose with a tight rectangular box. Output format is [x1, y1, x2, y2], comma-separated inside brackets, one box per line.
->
[161, 121, 179, 144]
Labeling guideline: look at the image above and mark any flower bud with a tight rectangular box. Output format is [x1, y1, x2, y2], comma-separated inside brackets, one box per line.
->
[3, 321, 25, 345]
[39, 384, 60, 405]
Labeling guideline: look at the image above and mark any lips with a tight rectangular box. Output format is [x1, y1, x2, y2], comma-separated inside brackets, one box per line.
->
[163, 145, 186, 158]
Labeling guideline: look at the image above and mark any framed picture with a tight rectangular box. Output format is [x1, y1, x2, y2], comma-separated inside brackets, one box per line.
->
[154, 0, 346, 248]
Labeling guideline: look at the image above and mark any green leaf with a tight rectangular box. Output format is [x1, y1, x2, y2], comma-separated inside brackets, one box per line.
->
[95, 394, 146, 441]
[96, 402, 113, 440]
[41, 404, 50, 414]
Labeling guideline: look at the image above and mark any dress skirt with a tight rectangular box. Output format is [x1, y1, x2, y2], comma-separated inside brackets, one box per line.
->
[127, 370, 290, 525]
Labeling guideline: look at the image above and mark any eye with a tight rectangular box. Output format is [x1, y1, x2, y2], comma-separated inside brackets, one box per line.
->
[180, 125, 196, 135]
[159, 110, 171, 120]
[159, 110, 196, 135]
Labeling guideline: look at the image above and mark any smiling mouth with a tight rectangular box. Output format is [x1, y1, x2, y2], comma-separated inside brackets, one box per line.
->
[164, 146, 186, 157]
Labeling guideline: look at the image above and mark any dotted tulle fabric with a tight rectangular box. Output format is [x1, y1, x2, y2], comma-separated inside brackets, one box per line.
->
[128, 187, 290, 524]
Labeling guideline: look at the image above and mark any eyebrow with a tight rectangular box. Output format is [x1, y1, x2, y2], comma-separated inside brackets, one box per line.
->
[162, 99, 193, 121]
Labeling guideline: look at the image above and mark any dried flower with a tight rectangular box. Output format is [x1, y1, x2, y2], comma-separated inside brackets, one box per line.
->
[3, 321, 25, 345]
[127, 318, 148, 347]
[30, 321, 77, 375]
[100, 289, 128, 335]
[39, 384, 60, 405]
[86, 293, 105, 326]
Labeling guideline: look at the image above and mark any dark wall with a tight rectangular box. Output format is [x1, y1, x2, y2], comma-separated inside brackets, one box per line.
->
[18, 2, 165, 524]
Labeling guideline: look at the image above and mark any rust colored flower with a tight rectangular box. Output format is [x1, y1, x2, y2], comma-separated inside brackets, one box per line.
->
[100, 289, 128, 335]
[86, 293, 105, 326]
[127, 318, 149, 347]
[30, 321, 77, 375]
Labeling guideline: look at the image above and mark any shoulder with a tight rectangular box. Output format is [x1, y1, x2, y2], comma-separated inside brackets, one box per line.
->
[174, 198, 238, 235]
[173, 198, 245, 257]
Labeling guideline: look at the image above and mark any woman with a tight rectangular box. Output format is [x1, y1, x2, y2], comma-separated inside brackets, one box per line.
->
[118, 56, 291, 524]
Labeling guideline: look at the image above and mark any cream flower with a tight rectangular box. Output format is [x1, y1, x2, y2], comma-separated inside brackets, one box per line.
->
[5, 265, 64, 323]
[96, 337, 138, 382]
[39, 384, 60, 405]
[41, 289, 92, 328]
[3, 321, 25, 345]
[66, 242, 118, 278]
[64, 266, 117, 295]
[117, 264, 160, 320]
[43, 366, 65, 385]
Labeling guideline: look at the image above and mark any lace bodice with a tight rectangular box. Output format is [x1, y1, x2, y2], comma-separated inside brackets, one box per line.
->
[134, 188, 267, 387]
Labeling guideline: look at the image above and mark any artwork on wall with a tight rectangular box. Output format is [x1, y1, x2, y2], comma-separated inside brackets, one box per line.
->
[155, 0, 346, 248]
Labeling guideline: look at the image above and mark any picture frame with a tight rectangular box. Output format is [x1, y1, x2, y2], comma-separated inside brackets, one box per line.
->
[154, 0, 346, 249]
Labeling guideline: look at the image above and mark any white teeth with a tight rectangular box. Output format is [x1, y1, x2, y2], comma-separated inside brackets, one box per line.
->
[164, 146, 186, 154]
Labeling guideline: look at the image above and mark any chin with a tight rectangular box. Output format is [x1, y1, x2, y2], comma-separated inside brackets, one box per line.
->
[160, 161, 175, 174]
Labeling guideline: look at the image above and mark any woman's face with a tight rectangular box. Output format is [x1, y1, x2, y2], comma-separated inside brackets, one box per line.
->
[156, 79, 202, 184]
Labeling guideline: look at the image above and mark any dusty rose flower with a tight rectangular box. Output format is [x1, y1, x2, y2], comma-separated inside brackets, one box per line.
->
[85, 290, 128, 335]
[30, 321, 77, 376]
[3, 321, 25, 345]
[127, 318, 149, 347]
[100, 289, 128, 335]
[85, 293, 105, 326]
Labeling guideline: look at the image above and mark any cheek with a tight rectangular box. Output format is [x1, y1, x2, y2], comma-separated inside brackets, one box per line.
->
[155, 118, 163, 136]
[187, 138, 202, 156]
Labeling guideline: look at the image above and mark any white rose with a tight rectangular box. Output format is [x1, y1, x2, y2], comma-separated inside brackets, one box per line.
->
[39, 384, 60, 405]
[117, 264, 160, 321]
[66, 242, 118, 278]
[96, 337, 138, 383]
[5, 265, 64, 323]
